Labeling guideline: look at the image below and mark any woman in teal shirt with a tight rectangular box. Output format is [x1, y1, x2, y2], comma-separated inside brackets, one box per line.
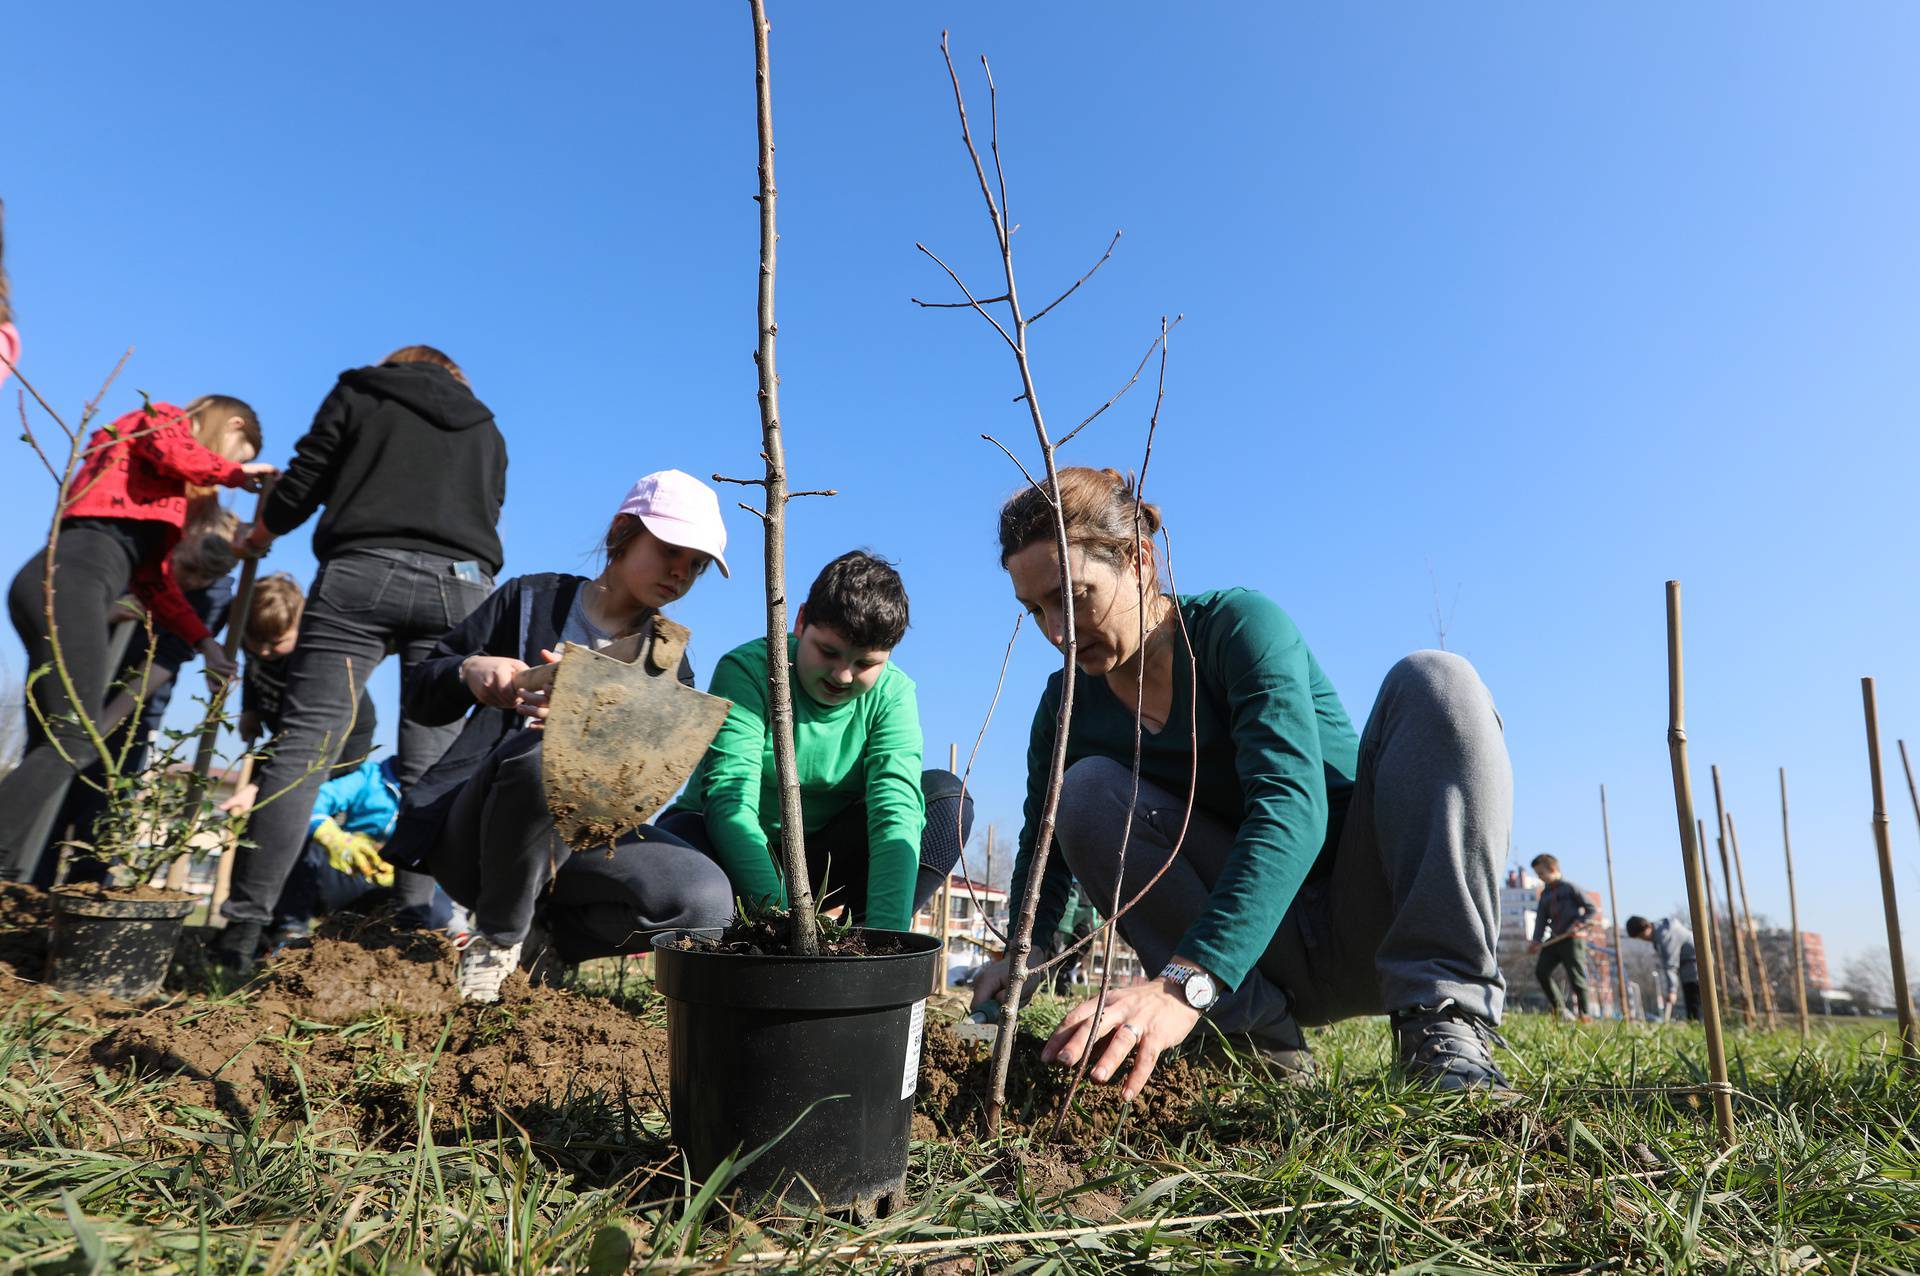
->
[971, 468, 1513, 1098]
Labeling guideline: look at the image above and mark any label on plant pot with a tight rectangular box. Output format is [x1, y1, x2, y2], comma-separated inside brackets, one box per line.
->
[901, 998, 926, 1100]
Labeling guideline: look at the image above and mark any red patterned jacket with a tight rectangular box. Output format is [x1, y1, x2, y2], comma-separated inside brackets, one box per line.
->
[61, 403, 250, 646]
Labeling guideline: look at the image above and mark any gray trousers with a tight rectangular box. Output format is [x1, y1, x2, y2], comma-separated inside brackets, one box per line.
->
[428, 728, 735, 958]
[1056, 650, 1510, 1037]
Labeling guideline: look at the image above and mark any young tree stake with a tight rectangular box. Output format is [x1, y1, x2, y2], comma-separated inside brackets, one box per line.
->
[1859, 678, 1917, 1062]
[1725, 813, 1779, 1029]
[1599, 783, 1630, 1019]
[1710, 765, 1756, 1028]
[1778, 766, 1810, 1039]
[1663, 581, 1734, 1141]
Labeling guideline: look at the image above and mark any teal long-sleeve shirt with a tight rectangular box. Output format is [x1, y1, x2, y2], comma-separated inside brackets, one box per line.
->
[672, 635, 927, 929]
[1008, 589, 1358, 992]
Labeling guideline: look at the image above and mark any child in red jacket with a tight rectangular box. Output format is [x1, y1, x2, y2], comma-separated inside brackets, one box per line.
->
[0, 396, 277, 882]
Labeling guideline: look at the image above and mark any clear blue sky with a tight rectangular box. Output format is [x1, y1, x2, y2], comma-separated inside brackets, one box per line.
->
[6, 4, 1917, 976]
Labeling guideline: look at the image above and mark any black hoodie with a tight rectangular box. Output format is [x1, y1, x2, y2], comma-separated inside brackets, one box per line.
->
[262, 363, 508, 572]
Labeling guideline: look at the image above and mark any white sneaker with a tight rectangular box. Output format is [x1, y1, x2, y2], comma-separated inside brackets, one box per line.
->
[457, 934, 523, 1004]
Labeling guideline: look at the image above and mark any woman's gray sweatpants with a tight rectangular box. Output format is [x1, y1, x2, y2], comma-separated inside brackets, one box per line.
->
[1055, 650, 1510, 1038]
[428, 729, 735, 960]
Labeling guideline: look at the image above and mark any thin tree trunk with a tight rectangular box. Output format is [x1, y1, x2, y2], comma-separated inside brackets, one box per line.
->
[1663, 581, 1734, 1142]
[747, 0, 817, 954]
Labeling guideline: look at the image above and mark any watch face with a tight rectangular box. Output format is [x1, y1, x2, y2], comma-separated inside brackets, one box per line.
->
[1184, 973, 1216, 1009]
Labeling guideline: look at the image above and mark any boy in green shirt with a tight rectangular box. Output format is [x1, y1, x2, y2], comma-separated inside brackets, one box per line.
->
[662, 551, 972, 931]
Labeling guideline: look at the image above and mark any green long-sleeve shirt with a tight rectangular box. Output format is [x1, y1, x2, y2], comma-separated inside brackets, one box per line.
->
[672, 635, 927, 929]
[1008, 589, 1358, 991]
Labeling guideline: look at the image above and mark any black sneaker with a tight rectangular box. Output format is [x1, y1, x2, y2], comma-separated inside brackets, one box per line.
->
[209, 920, 263, 977]
[1392, 1000, 1514, 1095]
[519, 919, 572, 989]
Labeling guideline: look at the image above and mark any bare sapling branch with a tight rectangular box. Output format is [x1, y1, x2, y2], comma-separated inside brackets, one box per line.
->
[947, 613, 1024, 944]
[748, 0, 819, 955]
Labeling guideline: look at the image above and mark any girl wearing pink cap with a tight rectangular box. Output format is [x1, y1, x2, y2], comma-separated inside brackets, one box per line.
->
[384, 470, 736, 1003]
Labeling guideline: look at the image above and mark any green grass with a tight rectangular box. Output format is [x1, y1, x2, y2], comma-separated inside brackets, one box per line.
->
[2, 972, 1917, 1274]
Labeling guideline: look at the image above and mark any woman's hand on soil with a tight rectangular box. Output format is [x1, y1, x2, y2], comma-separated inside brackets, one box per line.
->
[219, 782, 260, 816]
[1042, 979, 1200, 1102]
[463, 655, 530, 708]
[198, 638, 237, 681]
[237, 462, 280, 492]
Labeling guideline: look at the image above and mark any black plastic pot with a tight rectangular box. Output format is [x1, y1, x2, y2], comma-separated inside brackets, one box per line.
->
[651, 928, 940, 1217]
[46, 888, 196, 999]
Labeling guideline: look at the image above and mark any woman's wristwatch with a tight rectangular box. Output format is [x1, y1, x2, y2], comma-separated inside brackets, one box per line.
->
[1159, 962, 1219, 1011]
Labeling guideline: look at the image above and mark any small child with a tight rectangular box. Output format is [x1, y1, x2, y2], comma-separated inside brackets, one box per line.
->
[220, 573, 380, 814]
[1626, 914, 1698, 1022]
[265, 757, 454, 949]
[661, 550, 974, 932]
[0, 396, 276, 881]
[1528, 853, 1598, 1018]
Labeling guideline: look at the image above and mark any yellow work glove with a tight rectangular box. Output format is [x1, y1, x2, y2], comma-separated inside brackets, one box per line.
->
[313, 818, 396, 886]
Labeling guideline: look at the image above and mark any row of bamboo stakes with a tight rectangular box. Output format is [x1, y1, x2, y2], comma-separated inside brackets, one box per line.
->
[1664, 581, 1918, 1146]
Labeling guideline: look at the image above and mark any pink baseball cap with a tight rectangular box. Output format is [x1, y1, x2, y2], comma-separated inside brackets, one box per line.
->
[617, 470, 731, 577]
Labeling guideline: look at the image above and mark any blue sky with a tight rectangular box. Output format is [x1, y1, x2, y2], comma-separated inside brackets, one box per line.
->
[5, 4, 1917, 976]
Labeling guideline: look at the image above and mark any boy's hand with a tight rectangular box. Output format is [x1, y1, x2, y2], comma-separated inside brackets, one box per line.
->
[219, 782, 260, 816]
[463, 654, 530, 708]
[313, 819, 389, 881]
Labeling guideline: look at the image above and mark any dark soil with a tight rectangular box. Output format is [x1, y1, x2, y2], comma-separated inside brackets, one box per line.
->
[55, 883, 194, 903]
[663, 913, 907, 958]
[0, 881, 51, 982]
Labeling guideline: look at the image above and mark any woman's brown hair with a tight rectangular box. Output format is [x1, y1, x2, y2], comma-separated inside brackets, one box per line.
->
[182, 395, 262, 458]
[997, 466, 1164, 579]
[383, 344, 469, 387]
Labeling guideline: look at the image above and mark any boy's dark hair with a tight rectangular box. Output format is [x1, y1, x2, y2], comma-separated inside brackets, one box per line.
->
[802, 550, 909, 650]
[1531, 853, 1559, 874]
[1625, 915, 1652, 938]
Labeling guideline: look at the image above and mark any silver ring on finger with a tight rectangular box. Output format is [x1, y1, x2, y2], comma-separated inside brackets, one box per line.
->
[1120, 1022, 1142, 1039]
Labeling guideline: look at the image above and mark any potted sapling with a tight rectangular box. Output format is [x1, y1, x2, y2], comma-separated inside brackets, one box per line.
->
[649, 1, 938, 1218]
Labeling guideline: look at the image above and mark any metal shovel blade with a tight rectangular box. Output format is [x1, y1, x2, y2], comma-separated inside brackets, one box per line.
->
[541, 641, 731, 849]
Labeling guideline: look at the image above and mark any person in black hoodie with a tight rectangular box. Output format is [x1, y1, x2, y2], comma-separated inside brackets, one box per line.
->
[388, 471, 735, 1003]
[213, 346, 507, 970]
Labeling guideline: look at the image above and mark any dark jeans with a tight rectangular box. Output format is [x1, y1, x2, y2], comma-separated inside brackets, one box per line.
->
[429, 729, 734, 959]
[221, 549, 492, 928]
[1053, 652, 1513, 1037]
[0, 521, 151, 881]
[1536, 936, 1590, 1015]
[1682, 979, 1701, 1022]
[660, 768, 975, 928]
[271, 840, 454, 937]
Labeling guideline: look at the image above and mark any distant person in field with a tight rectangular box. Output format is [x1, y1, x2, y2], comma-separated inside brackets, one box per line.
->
[0, 198, 18, 392]
[660, 550, 974, 932]
[1528, 853, 1597, 1018]
[1627, 914, 1698, 1022]
[971, 468, 1516, 1097]
[32, 516, 241, 887]
[0, 396, 275, 882]
[387, 471, 736, 1004]
[213, 347, 507, 973]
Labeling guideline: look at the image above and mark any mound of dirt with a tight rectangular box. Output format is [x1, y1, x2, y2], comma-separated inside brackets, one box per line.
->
[94, 915, 674, 1145]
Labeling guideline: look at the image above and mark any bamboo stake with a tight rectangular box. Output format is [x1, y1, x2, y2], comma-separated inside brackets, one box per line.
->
[1600, 784, 1630, 1020]
[1663, 582, 1734, 1140]
[1860, 678, 1918, 1062]
[208, 755, 253, 919]
[1709, 766, 1756, 1027]
[1696, 816, 1731, 1023]
[1779, 767, 1810, 1039]
[1725, 813, 1779, 1029]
